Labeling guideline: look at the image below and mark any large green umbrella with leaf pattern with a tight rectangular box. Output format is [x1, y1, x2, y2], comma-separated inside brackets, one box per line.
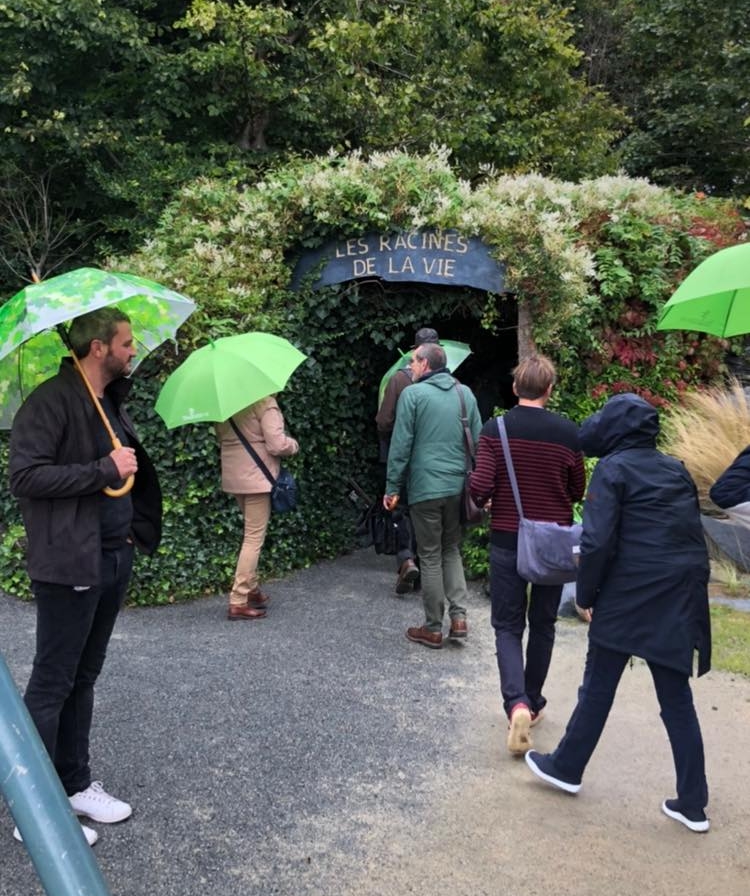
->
[0, 267, 197, 429]
[0, 267, 197, 495]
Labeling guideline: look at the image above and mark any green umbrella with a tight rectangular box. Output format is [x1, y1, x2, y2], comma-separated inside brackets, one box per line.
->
[657, 243, 750, 337]
[0, 267, 197, 429]
[154, 332, 307, 429]
[378, 339, 472, 406]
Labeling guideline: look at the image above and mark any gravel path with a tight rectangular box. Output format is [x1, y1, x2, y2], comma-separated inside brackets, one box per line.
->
[1, 549, 748, 896]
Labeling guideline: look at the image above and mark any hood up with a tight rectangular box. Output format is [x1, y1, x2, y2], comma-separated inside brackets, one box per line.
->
[579, 393, 659, 458]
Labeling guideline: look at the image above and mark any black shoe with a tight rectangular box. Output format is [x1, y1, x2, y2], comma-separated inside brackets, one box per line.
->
[525, 751, 581, 793]
[661, 799, 709, 832]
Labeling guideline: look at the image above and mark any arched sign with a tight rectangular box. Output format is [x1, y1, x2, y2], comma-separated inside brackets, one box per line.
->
[291, 230, 505, 293]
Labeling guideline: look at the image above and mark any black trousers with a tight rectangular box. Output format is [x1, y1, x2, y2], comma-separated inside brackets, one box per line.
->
[552, 642, 708, 809]
[24, 544, 134, 795]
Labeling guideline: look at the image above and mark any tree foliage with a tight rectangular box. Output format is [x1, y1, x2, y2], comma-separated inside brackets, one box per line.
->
[569, 0, 750, 196]
[0, 0, 623, 277]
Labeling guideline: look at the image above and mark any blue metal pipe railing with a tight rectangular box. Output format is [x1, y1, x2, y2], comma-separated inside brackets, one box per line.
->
[0, 650, 111, 896]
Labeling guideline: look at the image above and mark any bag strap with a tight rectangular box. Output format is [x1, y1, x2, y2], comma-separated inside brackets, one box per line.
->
[496, 417, 525, 519]
[229, 418, 277, 486]
[454, 381, 475, 473]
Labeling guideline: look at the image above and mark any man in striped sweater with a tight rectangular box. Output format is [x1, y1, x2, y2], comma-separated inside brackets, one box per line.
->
[469, 355, 585, 756]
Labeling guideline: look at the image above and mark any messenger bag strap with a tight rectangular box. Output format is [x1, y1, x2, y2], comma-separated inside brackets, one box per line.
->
[496, 417, 525, 519]
[454, 381, 475, 473]
[229, 418, 277, 487]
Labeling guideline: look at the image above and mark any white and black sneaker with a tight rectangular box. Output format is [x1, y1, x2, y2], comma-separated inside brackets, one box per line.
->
[661, 799, 709, 832]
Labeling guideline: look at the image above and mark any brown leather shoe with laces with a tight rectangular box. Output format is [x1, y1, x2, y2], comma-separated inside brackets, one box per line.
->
[449, 618, 468, 640]
[405, 625, 443, 648]
[395, 559, 419, 595]
[227, 605, 267, 620]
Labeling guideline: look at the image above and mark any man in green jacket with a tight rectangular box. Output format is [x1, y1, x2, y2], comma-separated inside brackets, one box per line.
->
[384, 342, 481, 648]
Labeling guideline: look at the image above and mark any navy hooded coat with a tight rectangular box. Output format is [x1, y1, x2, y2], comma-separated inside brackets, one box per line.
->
[576, 394, 711, 677]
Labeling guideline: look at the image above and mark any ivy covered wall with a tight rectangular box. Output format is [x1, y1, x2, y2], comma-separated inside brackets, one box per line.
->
[1, 150, 746, 602]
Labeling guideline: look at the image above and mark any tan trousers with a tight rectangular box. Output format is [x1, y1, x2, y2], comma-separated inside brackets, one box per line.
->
[229, 493, 271, 606]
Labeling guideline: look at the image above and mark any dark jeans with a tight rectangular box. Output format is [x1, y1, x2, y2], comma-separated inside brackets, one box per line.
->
[489, 544, 562, 717]
[551, 642, 708, 810]
[24, 544, 134, 795]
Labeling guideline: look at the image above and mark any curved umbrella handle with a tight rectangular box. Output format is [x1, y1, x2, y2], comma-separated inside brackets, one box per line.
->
[103, 434, 135, 498]
[65, 348, 136, 498]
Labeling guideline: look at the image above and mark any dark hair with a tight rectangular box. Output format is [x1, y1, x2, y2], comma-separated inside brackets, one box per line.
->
[415, 342, 447, 371]
[68, 307, 131, 358]
[513, 354, 556, 399]
[412, 327, 439, 348]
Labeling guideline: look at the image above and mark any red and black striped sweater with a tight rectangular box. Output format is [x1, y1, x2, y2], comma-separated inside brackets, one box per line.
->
[469, 404, 586, 550]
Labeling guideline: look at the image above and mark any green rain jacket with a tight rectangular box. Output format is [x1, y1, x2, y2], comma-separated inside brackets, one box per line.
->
[386, 370, 481, 504]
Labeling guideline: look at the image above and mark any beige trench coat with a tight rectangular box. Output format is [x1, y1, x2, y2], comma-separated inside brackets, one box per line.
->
[216, 396, 299, 495]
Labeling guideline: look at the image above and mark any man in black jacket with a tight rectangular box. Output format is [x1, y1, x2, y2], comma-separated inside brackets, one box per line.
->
[9, 307, 162, 845]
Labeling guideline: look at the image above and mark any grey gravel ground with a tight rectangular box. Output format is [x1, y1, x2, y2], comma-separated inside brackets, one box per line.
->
[1, 548, 749, 896]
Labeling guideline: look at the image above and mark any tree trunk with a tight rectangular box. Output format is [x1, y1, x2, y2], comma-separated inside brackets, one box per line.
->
[516, 298, 536, 362]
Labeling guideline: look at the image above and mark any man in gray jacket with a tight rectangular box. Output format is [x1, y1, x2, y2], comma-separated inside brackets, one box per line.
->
[9, 307, 161, 845]
[384, 342, 481, 648]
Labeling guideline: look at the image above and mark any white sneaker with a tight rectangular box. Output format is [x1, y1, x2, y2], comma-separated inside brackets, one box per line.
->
[14, 823, 99, 846]
[69, 782, 132, 824]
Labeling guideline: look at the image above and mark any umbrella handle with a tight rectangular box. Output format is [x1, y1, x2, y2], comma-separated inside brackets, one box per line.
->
[68, 349, 135, 498]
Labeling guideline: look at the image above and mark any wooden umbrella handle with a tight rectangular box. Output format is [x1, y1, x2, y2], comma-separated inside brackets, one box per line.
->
[69, 350, 135, 498]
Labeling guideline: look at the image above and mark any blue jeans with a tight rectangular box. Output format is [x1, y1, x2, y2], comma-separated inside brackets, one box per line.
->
[489, 544, 562, 717]
[24, 544, 134, 795]
[551, 642, 708, 809]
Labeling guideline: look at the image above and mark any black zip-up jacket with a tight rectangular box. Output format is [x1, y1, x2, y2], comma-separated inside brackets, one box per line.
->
[9, 359, 162, 586]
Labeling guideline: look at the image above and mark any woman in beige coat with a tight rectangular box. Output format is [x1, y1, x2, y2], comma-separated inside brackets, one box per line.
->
[216, 395, 299, 620]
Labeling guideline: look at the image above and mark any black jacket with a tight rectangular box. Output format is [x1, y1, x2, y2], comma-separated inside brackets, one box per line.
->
[9, 359, 162, 586]
[709, 445, 750, 508]
[577, 393, 711, 676]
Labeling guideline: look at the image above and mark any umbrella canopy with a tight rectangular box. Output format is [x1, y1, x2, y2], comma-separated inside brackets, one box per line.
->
[378, 339, 472, 406]
[656, 243, 750, 337]
[154, 332, 307, 429]
[0, 267, 197, 428]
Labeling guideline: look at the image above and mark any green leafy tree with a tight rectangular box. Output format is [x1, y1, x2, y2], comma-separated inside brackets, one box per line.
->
[0, 0, 624, 269]
[569, 0, 750, 196]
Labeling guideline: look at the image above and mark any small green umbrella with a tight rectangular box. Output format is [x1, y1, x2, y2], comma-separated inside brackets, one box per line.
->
[0, 267, 197, 429]
[378, 339, 472, 406]
[154, 332, 307, 429]
[657, 243, 750, 337]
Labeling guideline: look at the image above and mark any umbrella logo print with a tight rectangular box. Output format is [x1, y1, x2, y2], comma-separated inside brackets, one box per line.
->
[181, 408, 211, 423]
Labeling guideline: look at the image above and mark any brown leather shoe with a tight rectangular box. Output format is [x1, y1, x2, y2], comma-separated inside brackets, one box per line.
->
[227, 605, 267, 621]
[395, 559, 419, 595]
[247, 588, 269, 608]
[449, 617, 468, 640]
[405, 625, 443, 649]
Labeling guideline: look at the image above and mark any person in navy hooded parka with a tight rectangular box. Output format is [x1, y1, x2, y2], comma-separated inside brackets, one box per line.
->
[525, 393, 712, 833]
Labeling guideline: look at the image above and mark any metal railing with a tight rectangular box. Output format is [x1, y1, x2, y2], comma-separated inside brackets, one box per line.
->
[0, 651, 111, 895]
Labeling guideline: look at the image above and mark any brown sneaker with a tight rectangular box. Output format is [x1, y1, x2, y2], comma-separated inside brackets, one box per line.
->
[395, 559, 419, 594]
[405, 625, 443, 649]
[507, 704, 533, 755]
[227, 605, 267, 621]
[449, 618, 468, 640]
